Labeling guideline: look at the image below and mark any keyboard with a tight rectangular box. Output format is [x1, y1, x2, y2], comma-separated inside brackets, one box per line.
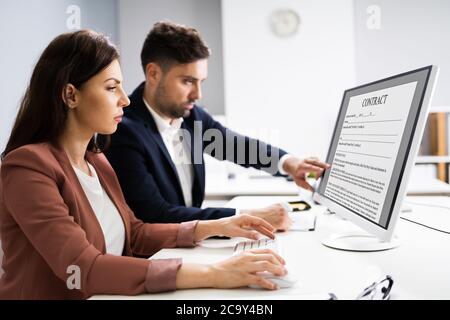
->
[232, 238, 298, 289]
[232, 238, 280, 255]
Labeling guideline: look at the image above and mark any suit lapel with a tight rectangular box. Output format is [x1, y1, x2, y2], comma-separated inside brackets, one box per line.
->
[144, 109, 180, 179]
[129, 85, 184, 201]
[128, 83, 206, 207]
[182, 119, 204, 206]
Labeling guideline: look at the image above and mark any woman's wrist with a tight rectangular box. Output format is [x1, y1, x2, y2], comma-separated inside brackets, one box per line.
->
[176, 263, 216, 289]
[194, 220, 222, 242]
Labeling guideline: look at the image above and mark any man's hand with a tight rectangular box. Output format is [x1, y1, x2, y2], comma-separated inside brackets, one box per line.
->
[283, 156, 331, 191]
[242, 204, 292, 232]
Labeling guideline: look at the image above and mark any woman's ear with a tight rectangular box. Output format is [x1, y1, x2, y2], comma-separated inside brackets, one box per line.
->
[62, 84, 78, 109]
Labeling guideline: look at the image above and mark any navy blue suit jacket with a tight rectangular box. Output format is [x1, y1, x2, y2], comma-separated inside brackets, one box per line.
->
[105, 83, 288, 223]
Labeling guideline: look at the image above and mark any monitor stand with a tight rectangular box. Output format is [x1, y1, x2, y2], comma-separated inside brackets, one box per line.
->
[322, 232, 399, 252]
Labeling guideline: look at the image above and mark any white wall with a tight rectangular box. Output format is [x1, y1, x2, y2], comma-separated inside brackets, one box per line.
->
[3, 1, 448, 157]
[222, 0, 356, 159]
[354, 0, 450, 107]
[0, 0, 118, 151]
[118, 0, 225, 115]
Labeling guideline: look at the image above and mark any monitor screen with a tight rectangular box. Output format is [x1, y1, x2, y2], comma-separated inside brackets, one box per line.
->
[314, 66, 438, 247]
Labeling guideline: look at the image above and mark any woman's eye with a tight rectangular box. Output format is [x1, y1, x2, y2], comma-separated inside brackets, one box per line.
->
[107, 86, 117, 92]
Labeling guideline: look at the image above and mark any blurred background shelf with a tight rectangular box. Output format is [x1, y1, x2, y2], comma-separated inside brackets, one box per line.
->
[415, 155, 450, 163]
[430, 106, 450, 113]
[419, 107, 450, 182]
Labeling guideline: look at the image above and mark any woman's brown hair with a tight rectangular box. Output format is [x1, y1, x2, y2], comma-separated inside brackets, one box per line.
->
[2, 29, 119, 158]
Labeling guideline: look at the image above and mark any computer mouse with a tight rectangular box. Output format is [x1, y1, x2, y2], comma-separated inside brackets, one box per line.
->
[249, 271, 298, 289]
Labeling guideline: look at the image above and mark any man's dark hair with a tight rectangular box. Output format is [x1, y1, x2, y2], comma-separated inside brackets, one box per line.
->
[140, 21, 210, 73]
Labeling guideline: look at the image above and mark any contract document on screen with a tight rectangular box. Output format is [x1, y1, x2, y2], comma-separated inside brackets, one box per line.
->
[324, 82, 418, 223]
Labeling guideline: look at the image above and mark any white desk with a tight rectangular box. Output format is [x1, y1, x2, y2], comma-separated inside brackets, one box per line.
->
[93, 196, 450, 300]
[205, 174, 450, 200]
[407, 177, 450, 196]
[205, 175, 299, 199]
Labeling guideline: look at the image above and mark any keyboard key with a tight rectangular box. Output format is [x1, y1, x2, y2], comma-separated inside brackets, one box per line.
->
[233, 238, 280, 255]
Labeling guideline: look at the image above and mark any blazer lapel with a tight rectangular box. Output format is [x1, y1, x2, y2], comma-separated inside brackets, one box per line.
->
[86, 152, 134, 256]
[50, 144, 107, 254]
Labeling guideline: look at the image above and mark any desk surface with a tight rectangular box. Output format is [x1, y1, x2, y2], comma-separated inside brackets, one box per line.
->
[205, 174, 450, 198]
[93, 196, 450, 300]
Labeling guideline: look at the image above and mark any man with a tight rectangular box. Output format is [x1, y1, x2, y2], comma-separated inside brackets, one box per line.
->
[105, 21, 330, 230]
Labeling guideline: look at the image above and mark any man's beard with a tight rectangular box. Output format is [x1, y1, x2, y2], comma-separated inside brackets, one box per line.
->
[154, 83, 193, 119]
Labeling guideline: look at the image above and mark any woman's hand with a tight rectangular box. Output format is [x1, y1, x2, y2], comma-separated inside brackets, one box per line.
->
[241, 203, 293, 231]
[215, 214, 277, 240]
[176, 249, 287, 290]
[209, 249, 287, 290]
[194, 214, 276, 242]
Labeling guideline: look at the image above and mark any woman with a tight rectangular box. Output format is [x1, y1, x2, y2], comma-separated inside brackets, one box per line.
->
[0, 30, 286, 299]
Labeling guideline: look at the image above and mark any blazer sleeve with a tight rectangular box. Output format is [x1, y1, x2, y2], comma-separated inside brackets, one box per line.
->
[197, 107, 289, 176]
[125, 205, 199, 257]
[124, 209, 199, 293]
[1, 149, 185, 295]
[106, 124, 235, 223]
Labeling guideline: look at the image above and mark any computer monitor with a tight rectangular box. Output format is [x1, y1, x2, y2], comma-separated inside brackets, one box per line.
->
[313, 65, 439, 252]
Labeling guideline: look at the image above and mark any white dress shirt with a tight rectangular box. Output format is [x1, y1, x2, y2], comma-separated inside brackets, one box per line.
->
[143, 98, 296, 213]
[278, 154, 295, 175]
[73, 162, 125, 256]
[144, 98, 194, 207]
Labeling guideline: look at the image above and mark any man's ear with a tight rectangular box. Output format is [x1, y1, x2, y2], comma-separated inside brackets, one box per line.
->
[62, 84, 78, 109]
[145, 63, 162, 86]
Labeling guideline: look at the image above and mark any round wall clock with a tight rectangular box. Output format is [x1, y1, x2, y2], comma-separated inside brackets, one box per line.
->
[269, 9, 301, 37]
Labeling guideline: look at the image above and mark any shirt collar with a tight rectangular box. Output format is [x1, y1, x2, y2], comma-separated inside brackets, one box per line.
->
[143, 97, 183, 134]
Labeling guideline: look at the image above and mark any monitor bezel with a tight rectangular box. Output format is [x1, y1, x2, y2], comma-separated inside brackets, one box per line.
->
[313, 65, 439, 242]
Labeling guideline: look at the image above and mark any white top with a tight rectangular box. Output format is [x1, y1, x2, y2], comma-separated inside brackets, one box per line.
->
[73, 162, 125, 256]
[144, 98, 194, 207]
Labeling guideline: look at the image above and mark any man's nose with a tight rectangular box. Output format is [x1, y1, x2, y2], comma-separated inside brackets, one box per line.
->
[190, 84, 202, 101]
